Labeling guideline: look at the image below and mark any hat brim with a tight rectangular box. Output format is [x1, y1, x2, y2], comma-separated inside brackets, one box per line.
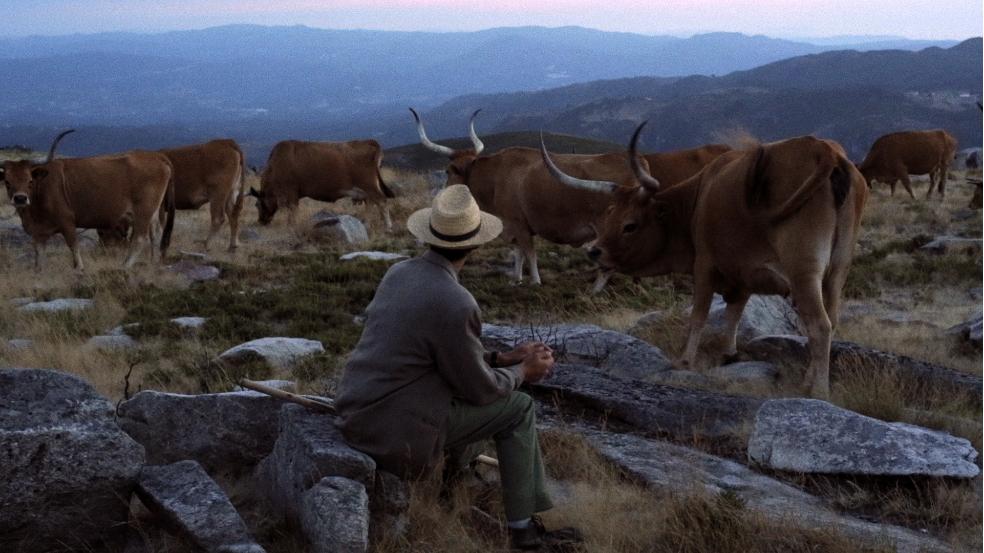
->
[406, 208, 503, 249]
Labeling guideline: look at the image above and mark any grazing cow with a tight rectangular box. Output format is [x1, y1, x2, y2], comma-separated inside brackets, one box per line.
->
[159, 139, 248, 252]
[643, 144, 731, 187]
[249, 140, 394, 229]
[0, 130, 175, 269]
[542, 123, 867, 398]
[410, 108, 645, 288]
[858, 130, 957, 199]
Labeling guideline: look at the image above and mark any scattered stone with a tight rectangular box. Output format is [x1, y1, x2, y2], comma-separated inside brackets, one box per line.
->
[339, 251, 408, 262]
[635, 294, 801, 343]
[171, 316, 207, 333]
[706, 361, 778, 386]
[136, 460, 266, 553]
[582, 426, 949, 553]
[876, 312, 939, 330]
[18, 297, 93, 313]
[947, 313, 982, 349]
[311, 211, 368, 244]
[0, 368, 145, 552]
[9, 296, 35, 307]
[256, 404, 376, 521]
[168, 259, 221, 282]
[219, 337, 325, 371]
[118, 389, 285, 470]
[178, 250, 208, 260]
[86, 334, 139, 351]
[969, 288, 983, 301]
[918, 235, 982, 255]
[300, 477, 370, 553]
[108, 322, 141, 336]
[660, 369, 713, 387]
[748, 399, 979, 478]
[482, 323, 673, 380]
[530, 364, 762, 445]
[238, 227, 261, 242]
[6, 338, 32, 350]
[742, 335, 983, 401]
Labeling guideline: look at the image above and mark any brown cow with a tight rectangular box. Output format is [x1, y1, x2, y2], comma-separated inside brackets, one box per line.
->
[160, 139, 247, 252]
[411, 108, 645, 288]
[249, 139, 394, 229]
[0, 131, 175, 269]
[542, 123, 868, 398]
[643, 144, 731, 187]
[857, 129, 957, 199]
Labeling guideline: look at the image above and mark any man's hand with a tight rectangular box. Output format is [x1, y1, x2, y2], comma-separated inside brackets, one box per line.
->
[520, 347, 555, 384]
[498, 341, 552, 367]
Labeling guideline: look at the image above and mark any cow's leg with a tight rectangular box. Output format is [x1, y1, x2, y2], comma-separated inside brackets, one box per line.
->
[899, 174, 915, 199]
[377, 202, 393, 233]
[61, 227, 84, 271]
[204, 200, 226, 252]
[926, 168, 937, 199]
[227, 196, 241, 252]
[511, 247, 525, 283]
[789, 272, 832, 399]
[590, 271, 611, 294]
[937, 164, 947, 198]
[721, 293, 751, 363]
[681, 267, 715, 369]
[124, 218, 151, 269]
[33, 241, 48, 271]
[527, 248, 541, 286]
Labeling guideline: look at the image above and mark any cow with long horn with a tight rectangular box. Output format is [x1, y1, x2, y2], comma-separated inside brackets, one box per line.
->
[0, 130, 176, 269]
[541, 122, 867, 399]
[411, 108, 644, 288]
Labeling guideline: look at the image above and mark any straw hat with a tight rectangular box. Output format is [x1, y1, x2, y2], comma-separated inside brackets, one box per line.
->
[407, 184, 502, 249]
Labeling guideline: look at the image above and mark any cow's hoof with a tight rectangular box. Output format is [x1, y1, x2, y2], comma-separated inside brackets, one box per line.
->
[721, 352, 740, 365]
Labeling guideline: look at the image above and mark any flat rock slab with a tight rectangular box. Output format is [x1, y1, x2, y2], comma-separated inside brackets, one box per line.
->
[706, 361, 778, 387]
[918, 236, 982, 255]
[256, 404, 376, 521]
[530, 364, 762, 444]
[340, 251, 408, 262]
[635, 294, 801, 343]
[742, 335, 983, 401]
[18, 297, 93, 313]
[748, 399, 979, 478]
[0, 368, 146, 552]
[581, 427, 949, 553]
[171, 316, 207, 330]
[118, 389, 285, 470]
[137, 460, 266, 553]
[483, 323, 673, 380]
[86, 334, 139, 351]
[219, 337, 325, 371]
[168, 260, 221, 282]
[300, 477, 370, 553]
[6, 338, 33, 350]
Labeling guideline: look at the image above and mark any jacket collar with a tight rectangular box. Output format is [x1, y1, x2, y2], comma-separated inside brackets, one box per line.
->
[421, 249, 459, 282]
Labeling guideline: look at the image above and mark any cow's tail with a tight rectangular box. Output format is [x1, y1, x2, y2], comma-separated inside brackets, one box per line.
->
[752, 146, 843, 224]
[377, 166, 395, 199]
[160, 169, 176, 260]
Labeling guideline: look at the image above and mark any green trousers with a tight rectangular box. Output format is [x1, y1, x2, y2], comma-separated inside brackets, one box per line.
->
[445, 391, 554, 521]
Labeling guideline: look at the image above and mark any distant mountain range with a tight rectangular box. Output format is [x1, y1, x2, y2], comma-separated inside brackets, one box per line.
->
[0, 25, 978, 163]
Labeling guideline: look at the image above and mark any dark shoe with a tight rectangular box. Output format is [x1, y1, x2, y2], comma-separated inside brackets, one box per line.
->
[509, 516, 584, 551]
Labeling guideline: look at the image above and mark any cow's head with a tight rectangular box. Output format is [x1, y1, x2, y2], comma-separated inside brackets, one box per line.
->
[410, 108, 484, 186]
[541, 123, 682, 276]
[0, 129, 74, 208]
[248, 187, 277, 225]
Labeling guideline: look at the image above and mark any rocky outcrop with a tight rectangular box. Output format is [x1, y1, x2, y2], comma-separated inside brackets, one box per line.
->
[300, 477, 370, 553]
[256, 404, 376, 521]
[118, 389, 285, 470]
[483, 323, 673, 380]
[947, 313, 982, 349]
[18, 297, 93, 313]
[635, 294, 801, 342]
[706, 361, 778, 387]
[370, 471, 411, 543]
[311, 211, 368, 244]
[86, 334, 139, 351]
[0, 368, 146, 552]
[136, 460, 266, 553]
[171, 316, 208, 332]
[747, 399, 979, 478]
[742, 335, 983, 400]
[219, 337, 325, 371]
[581, 427, 950, 553]
[530, 364, 762, 445]
[340, 251, 408, 262]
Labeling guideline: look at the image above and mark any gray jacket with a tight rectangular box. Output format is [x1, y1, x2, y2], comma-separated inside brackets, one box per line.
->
[335, 250, 524, 476]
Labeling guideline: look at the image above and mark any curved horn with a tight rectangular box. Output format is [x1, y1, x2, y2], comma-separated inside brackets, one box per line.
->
[45, 129, 76, 163]
[409, 108, 455, 157]
[629, 122, 661, 192]
[468, 109, 485, 155]
[539, 132, 616, 194]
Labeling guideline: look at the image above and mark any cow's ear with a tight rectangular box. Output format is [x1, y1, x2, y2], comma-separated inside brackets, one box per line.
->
[30, 167, 48, 180]
[248, 187, 260, 197]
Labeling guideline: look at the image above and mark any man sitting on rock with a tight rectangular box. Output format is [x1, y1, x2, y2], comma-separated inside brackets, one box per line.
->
[336, 185, 581, 550]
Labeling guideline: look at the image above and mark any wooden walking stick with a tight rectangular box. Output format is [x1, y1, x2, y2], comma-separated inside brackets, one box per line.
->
[238, 379, 500, 468]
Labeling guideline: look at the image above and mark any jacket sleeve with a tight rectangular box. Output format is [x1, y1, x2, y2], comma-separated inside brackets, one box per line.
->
[431, 303, 524, 406]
